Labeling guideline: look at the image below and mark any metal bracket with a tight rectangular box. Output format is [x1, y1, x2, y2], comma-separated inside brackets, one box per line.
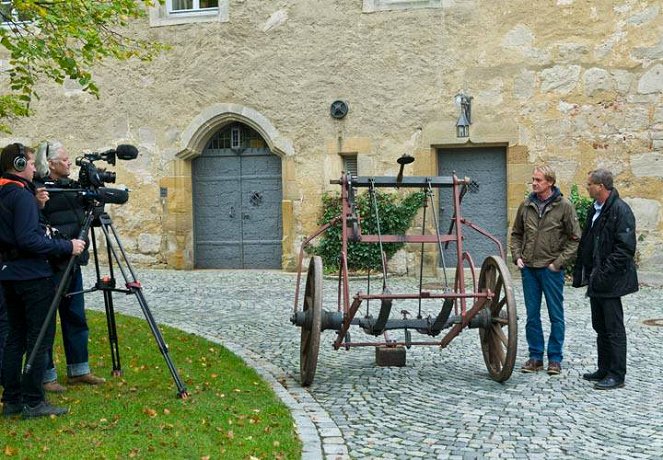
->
[249, 191, 263, 207]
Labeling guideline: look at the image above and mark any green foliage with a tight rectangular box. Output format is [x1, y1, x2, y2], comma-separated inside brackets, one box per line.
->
[310, 190, 426, 272]
[569, 183, 593, 230]
[0, 1, 168, 132]
[1, 311, 300, 458]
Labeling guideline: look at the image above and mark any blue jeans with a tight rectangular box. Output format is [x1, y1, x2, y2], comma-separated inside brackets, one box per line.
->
[43, 265, 90, 381]
[521, 266, 565, 363]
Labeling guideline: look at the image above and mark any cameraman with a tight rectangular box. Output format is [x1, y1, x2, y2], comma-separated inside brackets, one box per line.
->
[0, 143, 85, 418]
[36, 141, 106, 392]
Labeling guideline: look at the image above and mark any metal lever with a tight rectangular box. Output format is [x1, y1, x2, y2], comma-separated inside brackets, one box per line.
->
[396, 153, 415, 185]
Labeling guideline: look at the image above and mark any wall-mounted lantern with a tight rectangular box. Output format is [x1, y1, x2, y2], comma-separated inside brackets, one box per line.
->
[455, 93, 473, 138]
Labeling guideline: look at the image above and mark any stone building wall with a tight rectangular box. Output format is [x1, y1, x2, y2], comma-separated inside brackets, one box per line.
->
[1, 0, 661, 272]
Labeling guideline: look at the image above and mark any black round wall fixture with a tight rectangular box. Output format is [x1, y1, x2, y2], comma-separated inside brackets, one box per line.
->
[330, 100, 349, 119]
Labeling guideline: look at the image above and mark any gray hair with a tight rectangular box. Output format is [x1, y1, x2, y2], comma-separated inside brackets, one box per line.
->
[533, 165, 556, 186]
[588, 168, 614, 190]
[35, 140, 65, 178]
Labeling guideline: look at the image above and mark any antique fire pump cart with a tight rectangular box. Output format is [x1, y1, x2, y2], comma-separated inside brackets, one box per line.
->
[291, 155, 517, 386]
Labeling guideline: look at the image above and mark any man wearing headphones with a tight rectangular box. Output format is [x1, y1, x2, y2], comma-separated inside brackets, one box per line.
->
[0, 143, 86, 418]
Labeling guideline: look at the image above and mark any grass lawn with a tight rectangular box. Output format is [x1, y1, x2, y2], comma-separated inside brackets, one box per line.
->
[1, 311, 301, 459]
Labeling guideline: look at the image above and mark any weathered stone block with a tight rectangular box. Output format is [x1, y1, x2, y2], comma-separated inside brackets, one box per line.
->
[637, 64, 663, 94]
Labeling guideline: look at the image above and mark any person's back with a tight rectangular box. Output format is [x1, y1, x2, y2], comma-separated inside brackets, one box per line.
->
[0, 143, 85, 419]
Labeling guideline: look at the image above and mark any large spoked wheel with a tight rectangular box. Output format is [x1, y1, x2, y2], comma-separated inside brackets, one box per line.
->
[478, 255, 517, 382]
[300, 256, 323, 386]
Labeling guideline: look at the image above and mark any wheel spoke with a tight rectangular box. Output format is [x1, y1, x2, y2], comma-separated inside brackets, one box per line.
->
[491, 331, 506, 366]
[493, 323, 508, 347]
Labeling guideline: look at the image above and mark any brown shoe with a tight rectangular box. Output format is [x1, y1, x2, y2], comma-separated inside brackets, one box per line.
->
[43, 380, 67, 393]
[547, 362, 562, 375]
[68, 373, 106, 385]
[520, 359, 544, 373]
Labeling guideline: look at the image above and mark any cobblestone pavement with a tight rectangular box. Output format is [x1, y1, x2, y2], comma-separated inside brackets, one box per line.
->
[83, 266, 663, 459]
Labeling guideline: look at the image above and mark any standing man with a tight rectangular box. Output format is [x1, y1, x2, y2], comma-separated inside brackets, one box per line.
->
[0, 143, 85, 418]
[511, 165, 581, 375]
[37, 140, 106, 392]
[573, 169, 638, 390]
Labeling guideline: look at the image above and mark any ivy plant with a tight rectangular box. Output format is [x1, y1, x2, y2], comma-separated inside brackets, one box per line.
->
[309, 190, 426, 273]
[569, 184, 593, 231]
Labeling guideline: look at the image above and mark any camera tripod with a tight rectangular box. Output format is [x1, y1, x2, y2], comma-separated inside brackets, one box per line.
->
[26, 203, 188, 398]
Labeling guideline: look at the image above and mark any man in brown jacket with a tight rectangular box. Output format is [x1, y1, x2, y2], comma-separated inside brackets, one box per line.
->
[511, 165, 581, 375]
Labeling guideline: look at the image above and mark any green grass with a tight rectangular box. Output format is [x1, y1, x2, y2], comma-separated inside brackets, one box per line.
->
[1, 311, 301, 459]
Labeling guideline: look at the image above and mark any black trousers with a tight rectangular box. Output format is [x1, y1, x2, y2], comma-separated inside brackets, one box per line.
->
[1, 278, 57, 406]
[0, 287, 7, 382]
[590, 296, 627, 381]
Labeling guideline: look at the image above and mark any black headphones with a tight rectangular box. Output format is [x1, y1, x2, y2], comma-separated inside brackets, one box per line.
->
[13, 143, 27, 172]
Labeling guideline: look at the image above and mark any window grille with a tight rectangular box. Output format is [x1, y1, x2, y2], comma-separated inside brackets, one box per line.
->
[343, 155, 358, 176]
[206, 123, 265, 150]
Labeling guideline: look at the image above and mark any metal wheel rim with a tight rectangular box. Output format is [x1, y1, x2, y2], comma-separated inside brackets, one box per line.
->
[300, 256, 322, 386]
[478, 255, 517, 382]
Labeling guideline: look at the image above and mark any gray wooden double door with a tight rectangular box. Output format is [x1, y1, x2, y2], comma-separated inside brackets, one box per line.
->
[192, 147, 282, 269]
[437, 147, 507, 268]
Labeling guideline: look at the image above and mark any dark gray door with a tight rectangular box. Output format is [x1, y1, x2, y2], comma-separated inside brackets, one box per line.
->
[437, 147, 507, 267]
[192, 146, 282, 269]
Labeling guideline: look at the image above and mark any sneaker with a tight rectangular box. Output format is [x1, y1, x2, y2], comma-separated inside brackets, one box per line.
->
[43, 380, 67, 393]
[22, 401, 68, 418]
[68, 373, 106, 385]
[547, 362, 562, 375]
[520, 359, 544, 373]
[2, 402, 23, 417]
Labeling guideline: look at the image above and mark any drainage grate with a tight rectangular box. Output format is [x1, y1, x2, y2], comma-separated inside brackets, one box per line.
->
[642, 318, 663, 327]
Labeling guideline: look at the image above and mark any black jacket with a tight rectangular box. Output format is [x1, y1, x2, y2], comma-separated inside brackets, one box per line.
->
[572, 188, 638, 298]
[42, 177, 90, 265]
[0, 174, 73, 281]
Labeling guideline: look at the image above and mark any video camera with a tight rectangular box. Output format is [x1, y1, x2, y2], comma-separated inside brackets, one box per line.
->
[76, 144, 139, 189]
[44, 144, 138, 206]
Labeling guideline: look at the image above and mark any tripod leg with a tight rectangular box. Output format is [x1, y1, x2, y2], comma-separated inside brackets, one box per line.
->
[25, 208, 97, 374]
[103, 289, 122, 376]
[91, 225, 123, 376]
[98, 215, 188, 398]
[130, 286, 189, 398]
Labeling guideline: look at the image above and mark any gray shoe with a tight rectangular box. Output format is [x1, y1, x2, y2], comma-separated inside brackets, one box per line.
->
[22, 401, 68, 418]
[2, 402, 23, 417]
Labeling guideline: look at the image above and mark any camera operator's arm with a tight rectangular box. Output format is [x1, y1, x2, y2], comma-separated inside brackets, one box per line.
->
[13, 191, 74, 257]
[35, 187, 49, 209]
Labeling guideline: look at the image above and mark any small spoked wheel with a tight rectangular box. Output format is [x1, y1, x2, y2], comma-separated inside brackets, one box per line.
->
[478, 255, 517, 382]
[300, 256, 323, 386]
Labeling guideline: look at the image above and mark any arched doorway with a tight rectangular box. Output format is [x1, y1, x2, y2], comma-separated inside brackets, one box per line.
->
[192, 123, 283, 268]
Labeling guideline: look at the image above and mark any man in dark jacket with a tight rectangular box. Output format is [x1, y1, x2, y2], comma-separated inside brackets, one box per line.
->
[573, 168, 638, 390]
[37, 140, 105, 392]
[0, 143, 86, 418]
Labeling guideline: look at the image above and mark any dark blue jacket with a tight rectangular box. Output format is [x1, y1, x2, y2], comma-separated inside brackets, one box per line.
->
[0, 174, 73, 281]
